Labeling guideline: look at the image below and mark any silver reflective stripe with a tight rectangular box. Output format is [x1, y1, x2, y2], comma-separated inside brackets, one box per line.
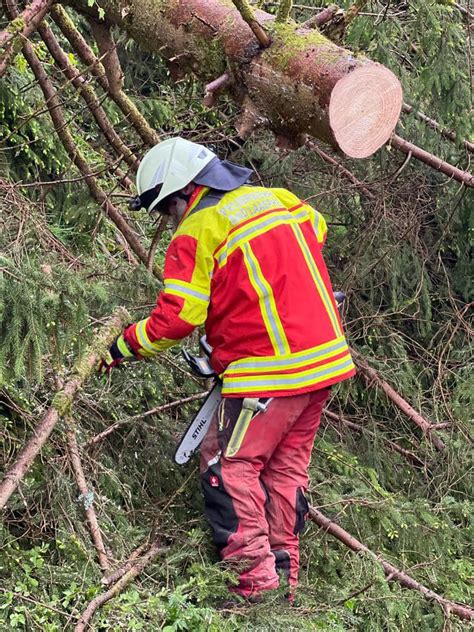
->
[136, 320, 156, 353]
[242, 242, 288, 355]
[218, 211, 294, 265]
[165, 282, 209, 302]
[229, 338, 348, 371]
[224, 357, 354, 389]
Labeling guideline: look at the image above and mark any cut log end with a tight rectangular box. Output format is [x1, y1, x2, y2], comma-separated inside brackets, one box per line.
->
[329, 64, 402, 159]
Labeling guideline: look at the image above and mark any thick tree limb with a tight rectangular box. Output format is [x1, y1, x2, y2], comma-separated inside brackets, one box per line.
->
[75, 540, 162, 632]
[88, 19, 123, 95]
[309, 506, 474, 621]
[353, 353, 446, 451]
[0, 309, 129, 510]
[391, 135, 474, 187]
[37, 22, 139, 171]
[0, 0, 52, 77]
[69, 0, 402, 158]
[51, 5, 160, 147]
[66, 418, 110, 570]
[402, 104, 474, 154]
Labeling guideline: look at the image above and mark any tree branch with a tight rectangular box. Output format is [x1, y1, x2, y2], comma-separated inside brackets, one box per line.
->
[0, 0, 52, 77]
[0, 308, 130, 510]
[391, 135, 474, 187]
[231, 0, 271, 47]
[50, 5, 160, 147]
[37, 22, 139, 171]
[402, 104, 474, 154]
[352, 352, 446, 451]
[66, 417, 110, 570]
[308, 506, 474, 621]
[88, 18, 123, 95]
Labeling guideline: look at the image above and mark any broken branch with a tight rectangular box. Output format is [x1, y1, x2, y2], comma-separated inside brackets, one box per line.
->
[75, 540, 163, 632]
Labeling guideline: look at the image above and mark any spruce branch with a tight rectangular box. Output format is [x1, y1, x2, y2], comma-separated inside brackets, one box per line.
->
[353, 352, 446, 451]
[309, 506, 474, 621]
[0, 308, 130, 511]
[51, 5, 160, 147]
[3, 1, 160, 277]
[75, 540, 163, 631]
[402, 104, 474, 154]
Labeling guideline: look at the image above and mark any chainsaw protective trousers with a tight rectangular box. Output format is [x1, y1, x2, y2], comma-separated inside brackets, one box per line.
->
[199, 387, 330, 598]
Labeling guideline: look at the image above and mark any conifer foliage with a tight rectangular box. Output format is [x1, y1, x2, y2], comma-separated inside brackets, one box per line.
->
[0, 0, 472, 630]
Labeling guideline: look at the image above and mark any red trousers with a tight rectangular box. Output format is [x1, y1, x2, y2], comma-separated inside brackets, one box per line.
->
[199, 387, 329, 597]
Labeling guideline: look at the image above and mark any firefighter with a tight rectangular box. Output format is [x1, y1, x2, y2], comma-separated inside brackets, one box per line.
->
[99, 137, 356, 600]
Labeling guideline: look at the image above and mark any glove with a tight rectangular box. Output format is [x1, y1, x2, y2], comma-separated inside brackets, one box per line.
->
[97, 334, 135, 375]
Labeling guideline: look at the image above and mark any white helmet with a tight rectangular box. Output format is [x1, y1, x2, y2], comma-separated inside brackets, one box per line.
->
[135, 137, 216, 213]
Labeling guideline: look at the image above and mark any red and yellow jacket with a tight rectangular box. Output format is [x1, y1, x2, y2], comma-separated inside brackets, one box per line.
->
[121, 185, 356, 397]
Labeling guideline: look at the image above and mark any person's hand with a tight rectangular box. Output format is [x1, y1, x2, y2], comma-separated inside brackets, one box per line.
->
[97, 335, 133, 375]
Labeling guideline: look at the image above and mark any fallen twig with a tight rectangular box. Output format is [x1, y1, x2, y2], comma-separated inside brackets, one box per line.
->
[85, 391, 209, 447]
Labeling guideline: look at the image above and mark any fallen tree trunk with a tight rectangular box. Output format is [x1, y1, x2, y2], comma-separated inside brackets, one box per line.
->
[309, 506, 474, 621]
[0, 308, 129, 510]
[70, 0, 402, 158]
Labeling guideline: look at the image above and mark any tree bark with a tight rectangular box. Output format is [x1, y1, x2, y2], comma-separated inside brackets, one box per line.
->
[0, 309, 130, 510]
[69, 0, 402, 158]
[309, 506, 474, 621]
[51, 5, 161, 147]
[66, 419, 110, 570]
[391, 135, 474, 187]
[0, 0, 52, 77]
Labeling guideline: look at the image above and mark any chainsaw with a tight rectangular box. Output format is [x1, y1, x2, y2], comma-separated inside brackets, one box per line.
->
[174, 291, 346, 465]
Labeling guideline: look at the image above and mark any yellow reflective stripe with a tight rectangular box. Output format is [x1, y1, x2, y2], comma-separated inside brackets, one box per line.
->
[225, 336, 349, 375]
[215, 209, 307, 268]
[116, 335, 134, 358]
[135, 319, 180, 356]
[290, 223, 342, 337]
[315, 210, 327, 244]
[164, 279, 210, 303]
[242, 242, 290, 355]
[222, 354, 355, 394]
[225, 406, 255, 458]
